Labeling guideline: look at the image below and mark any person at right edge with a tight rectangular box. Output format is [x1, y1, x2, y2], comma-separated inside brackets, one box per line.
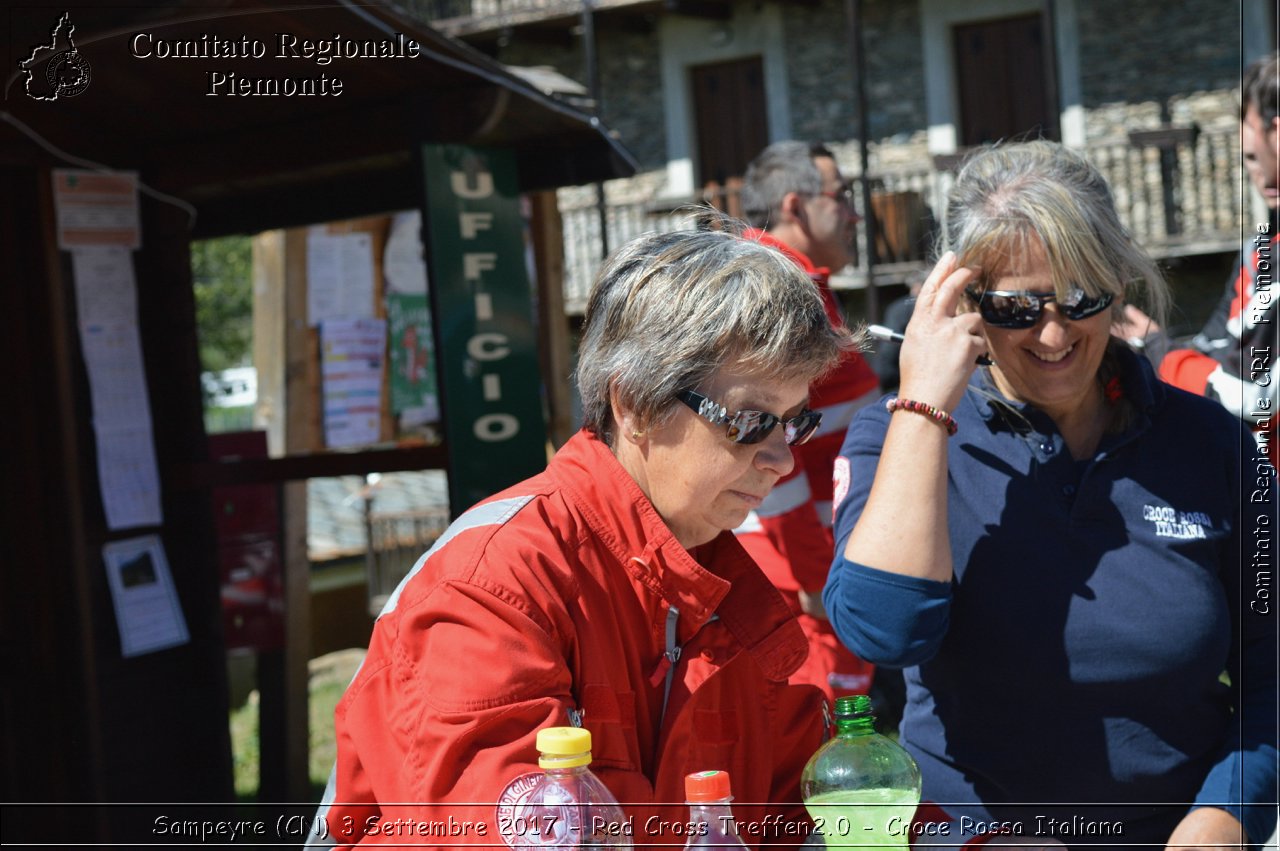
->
[825, 140, 1278, 849]
[737, 141, 882, 704]
[1119, 52, 1278, 467]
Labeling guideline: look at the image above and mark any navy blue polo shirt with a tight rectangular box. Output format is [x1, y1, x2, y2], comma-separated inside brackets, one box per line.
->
[826, 348, 1278, 847]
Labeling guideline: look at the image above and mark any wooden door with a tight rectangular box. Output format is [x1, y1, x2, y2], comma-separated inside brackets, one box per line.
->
[691, 56, 769, 187]
[954, 14, 1058, 146]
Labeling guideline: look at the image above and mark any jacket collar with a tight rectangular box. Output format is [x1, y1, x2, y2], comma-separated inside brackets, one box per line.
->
[547, 430, 807, 681]
[746, 229, 829, 281]
[745, 229, 843, 326]
[971, 343, 1164, 436]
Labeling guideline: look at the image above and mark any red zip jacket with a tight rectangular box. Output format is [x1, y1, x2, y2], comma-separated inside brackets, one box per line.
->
[738, 231, 879, 701]
[313, 430, 826, 848]
[1159, 222, 1278, 466]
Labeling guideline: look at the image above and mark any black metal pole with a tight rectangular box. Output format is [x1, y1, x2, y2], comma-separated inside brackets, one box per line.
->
[847, 0, 879, 323]
[582, 0, 609, 259]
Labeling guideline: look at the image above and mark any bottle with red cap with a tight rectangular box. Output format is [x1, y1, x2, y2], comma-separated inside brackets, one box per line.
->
[682, 770, 749, 849]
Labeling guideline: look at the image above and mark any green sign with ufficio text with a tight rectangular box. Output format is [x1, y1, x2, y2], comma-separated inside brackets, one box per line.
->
[420, 144, 547, 514]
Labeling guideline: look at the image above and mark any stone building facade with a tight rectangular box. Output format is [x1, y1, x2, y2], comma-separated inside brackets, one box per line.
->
[414, 0, 1274, 314]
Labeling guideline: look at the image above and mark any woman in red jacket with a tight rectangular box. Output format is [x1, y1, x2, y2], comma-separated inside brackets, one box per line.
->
[313, 225, 862, 848]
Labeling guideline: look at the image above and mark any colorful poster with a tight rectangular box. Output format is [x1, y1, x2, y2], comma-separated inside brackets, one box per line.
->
[387, 292, 439, 426]
[320, 318, 386, 449]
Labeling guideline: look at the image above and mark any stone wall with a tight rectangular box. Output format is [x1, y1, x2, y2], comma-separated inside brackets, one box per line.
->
[437, 0, 1250, 165]
[450, 0, 1247, 298]
[491, 0, 932, 175]
[1077, 0, 1243, 114]
[484, 0, 1245, 174]
[781, 0, 926, 147]
[595, 28, 666, 171]
[497, 27, 667, 171]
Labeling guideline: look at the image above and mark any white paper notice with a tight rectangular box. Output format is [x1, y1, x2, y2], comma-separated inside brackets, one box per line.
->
[102, 535, 189, 657]
[71, 248, 162, 530]
[321, 318, 386, 448]
[307, 228, 375, 326]
[383, 210, 429, 296]
[53, 169, 142, 250]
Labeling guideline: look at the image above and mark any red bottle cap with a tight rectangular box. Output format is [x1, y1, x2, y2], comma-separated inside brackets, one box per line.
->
[685, 770, 733, 802]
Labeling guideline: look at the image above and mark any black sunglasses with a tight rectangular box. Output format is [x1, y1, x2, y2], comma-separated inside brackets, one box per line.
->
[965, 286, 1114, 329]
[676, 390, 821, 446]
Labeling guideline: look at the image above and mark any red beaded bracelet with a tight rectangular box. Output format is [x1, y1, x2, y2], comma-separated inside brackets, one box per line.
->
[885, 397, 958, 436]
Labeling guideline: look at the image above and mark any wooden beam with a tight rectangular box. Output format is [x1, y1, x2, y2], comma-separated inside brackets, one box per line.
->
[40, 166, 108, 814]
[253, 232, 287, 456]
[256, 227, 319, 802]
[168, 445, 449, 491]
[529, 191, 575, 450]
[191, 165, 418, 240]
[285, 226, 317, 800]
[663, 0, 732, 20]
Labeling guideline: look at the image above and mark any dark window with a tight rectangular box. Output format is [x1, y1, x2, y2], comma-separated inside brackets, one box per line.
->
[690, 56, 769, 186]
[953, 14, 1058, 146]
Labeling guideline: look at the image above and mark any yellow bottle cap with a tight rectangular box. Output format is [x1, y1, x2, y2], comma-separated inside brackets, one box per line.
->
[536, 727, 593, 769]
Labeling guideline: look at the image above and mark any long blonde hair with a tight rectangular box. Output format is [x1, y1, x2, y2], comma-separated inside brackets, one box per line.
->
[943, 140, 1170, 328]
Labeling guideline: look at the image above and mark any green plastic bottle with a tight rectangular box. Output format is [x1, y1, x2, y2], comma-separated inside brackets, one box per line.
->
[801, 695, 921, 849]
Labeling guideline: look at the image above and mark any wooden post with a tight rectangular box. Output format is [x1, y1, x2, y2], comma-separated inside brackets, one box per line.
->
[255, 226, 315, 802]
[724, 177, 744, 220]
[253, 232, 287, 456]
[529, 191, 575, 450]
[254, 216, 394, 801]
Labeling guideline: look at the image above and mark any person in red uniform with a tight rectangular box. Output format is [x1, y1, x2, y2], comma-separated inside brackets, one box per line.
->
[737, 141, 881, 702]
[1118, 53, 1279, 466]
[310, 227, 862, 848]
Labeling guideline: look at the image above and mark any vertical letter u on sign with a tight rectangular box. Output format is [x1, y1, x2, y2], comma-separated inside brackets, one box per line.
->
[451, 170, 494, 200]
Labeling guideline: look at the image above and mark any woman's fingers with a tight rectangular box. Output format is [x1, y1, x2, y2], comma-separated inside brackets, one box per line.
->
[933, 261, 980, 319]
[913, 252, 980, 323]
[914, 251, 956, 312]
[956, 310, 986, 343]
[897, 258, 989, 412]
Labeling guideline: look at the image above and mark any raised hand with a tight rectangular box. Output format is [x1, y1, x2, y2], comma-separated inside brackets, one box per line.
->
[897, 251, 988, 414]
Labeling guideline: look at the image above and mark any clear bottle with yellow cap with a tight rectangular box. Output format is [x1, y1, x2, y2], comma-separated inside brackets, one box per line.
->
[507, 727, 633, 848]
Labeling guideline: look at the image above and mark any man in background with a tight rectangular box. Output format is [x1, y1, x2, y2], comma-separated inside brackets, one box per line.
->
[738, 140, 881, 703]
[1122, 53, 1278, 465]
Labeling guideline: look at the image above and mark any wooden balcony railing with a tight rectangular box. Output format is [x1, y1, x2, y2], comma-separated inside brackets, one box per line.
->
[556, 127, 1243, 314]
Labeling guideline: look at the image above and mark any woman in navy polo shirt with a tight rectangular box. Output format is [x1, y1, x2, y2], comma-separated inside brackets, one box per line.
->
[826, 141, 1277, 849]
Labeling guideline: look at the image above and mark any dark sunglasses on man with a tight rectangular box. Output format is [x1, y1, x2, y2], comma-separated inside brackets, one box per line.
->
[965, 285, 1114, 329]
[677, 390, 822, 446]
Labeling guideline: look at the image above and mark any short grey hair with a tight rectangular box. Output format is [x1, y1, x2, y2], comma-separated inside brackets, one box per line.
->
[576, 223, 858, 444]
[741, 141, 831, 228]
[943, 140, 1170, 328]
